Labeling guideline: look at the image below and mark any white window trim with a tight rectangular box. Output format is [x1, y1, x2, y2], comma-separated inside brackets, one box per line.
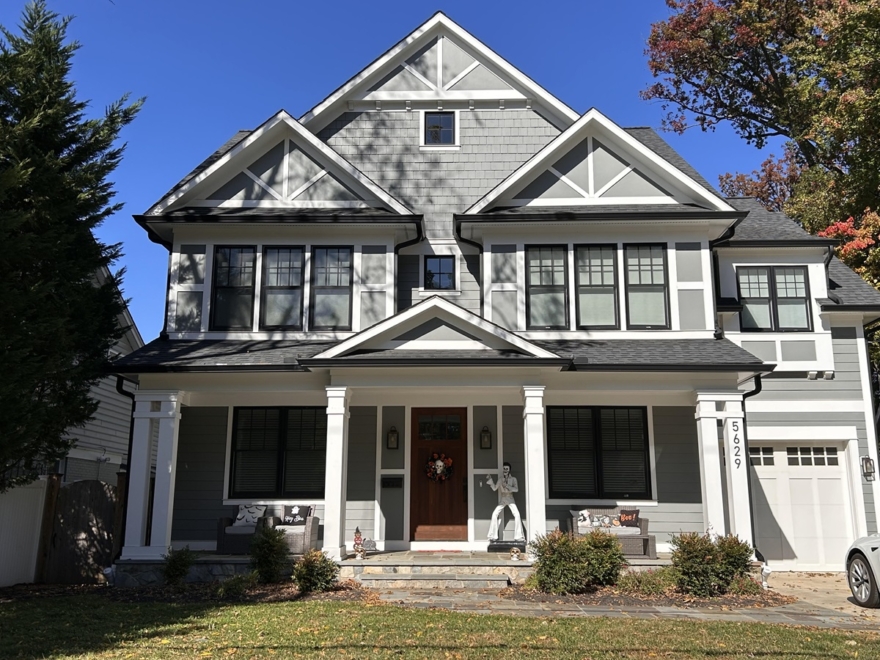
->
[418, 251, 462, 296]
[419, 109, 461, 150]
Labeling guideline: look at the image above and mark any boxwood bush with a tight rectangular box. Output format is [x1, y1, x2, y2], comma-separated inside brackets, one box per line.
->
[292, 549, 339, 593]
[250, 527, 292, 584]
[529, 529, 626, 594]
[670, 532, 754, 597]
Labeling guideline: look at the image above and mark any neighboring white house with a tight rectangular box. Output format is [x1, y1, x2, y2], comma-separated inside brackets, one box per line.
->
[112, 12, 880, 571]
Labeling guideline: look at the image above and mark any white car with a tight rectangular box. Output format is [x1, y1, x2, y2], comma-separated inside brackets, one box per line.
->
[846, 534, 880, 608]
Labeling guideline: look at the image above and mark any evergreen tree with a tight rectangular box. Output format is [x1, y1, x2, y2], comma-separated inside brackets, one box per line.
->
[0, 1, 142, 492]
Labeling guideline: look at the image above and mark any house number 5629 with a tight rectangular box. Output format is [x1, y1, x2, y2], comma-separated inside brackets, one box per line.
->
[731, 420, 742, 469]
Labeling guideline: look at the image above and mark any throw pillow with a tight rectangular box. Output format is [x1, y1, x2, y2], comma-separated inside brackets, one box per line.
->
[282, 505, 312, 525]
[233, 504, 266, 526]
[619, 509, 640, 528]
[576, 509, 591, 526]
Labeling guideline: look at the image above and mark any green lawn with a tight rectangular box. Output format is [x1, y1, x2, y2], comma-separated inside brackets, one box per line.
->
[0, 595, 877, 659]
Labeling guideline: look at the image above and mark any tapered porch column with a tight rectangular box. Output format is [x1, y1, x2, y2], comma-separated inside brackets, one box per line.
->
[323, 386, 351, 560]
[721, 397, 753, 547]
[694, 394, 726, 538]
[122, 390, 183, 560]
[522, 386, 547, 546]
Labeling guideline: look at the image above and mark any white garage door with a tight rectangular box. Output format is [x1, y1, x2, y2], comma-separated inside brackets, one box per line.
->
[749, 445, 854, 571]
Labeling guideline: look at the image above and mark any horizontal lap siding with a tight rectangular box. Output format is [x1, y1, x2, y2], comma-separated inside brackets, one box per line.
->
[64, 377, 134, 458]
[346, 407, 377, 541]
[172, 407, 230, 543]
[744, 325, 876, 534]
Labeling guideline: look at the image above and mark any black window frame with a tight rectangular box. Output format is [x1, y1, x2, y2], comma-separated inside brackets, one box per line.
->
[424, 111, 456, 146]
[546, 406, 652, 500]
[525, 244, 569, 330]
[209, 245, 257, 331]
[623, 243, 670, 330]
[228, 406, 327, 500]
[736, 265, 812, 332]
[424, 255, 456, 291]
[575, 244, 619, 330]
[260, 246, 305, 330]
[309, 246, 354, 331]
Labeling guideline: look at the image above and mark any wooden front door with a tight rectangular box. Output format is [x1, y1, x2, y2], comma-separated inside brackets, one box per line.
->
[410, 408, 468, 541]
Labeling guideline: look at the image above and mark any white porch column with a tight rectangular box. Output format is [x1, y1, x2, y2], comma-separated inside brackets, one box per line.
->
[721, 397, 753, 547]
[122, 390, 183, 560]
[322, 386, 351, 560]
[522, 386, 547, 546]
[694, 394, 726, 537]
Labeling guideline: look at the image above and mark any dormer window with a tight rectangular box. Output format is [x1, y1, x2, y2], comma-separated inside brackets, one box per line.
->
[737, 266, 811, 331]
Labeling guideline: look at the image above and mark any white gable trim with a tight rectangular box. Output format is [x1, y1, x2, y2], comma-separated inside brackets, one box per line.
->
[147, 111, 412, 216]
[313, 296, 558, 359]
[298, 12, 579, 131]
[464, 108, 735, 214]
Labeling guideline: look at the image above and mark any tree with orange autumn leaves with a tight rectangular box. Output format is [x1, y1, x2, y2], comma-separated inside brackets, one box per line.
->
[644, 0, 880, 292]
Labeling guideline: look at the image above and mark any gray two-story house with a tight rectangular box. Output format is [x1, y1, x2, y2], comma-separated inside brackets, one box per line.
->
[114, 12, 880, 571]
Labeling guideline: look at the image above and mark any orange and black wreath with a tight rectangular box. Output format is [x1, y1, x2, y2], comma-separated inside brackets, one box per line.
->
[425, 452, 454, 481]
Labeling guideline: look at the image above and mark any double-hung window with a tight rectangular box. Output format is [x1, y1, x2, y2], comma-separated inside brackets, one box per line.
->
[211, 246, 256, 330]
[229, 407, 327, 499]
[576, 245, 618, 329]
[261, 247, 304, 329]
[425, 256, 455, 290]
[624, 244, 669, 329]
[526, 246, 568, 329]
[547, 407, 651, 500]
[310, 247, 353, 330]
[738, 266, 811, 331]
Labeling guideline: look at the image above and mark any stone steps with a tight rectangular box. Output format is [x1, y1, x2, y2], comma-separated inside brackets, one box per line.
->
[356, 573, 512, 590]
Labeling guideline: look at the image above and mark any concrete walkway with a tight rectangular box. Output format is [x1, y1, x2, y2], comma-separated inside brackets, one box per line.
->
[371, 572, 880, 631]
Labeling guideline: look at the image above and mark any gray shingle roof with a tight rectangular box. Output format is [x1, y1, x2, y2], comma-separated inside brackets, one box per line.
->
[478, 204, 722, 217]
[624, 127, 721, 197]
[725, 198, 832, 243]
[111, 339, 333, 372]
[826, 257, 880, 308]
[154, 207, 404, 218]
[535, 338, 766, 369]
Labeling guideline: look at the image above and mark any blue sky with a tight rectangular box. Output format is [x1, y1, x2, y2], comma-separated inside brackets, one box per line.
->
[2, 1, 784, 341]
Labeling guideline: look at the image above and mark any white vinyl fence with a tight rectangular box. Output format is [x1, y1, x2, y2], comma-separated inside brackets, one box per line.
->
[0, 478, 48, 587]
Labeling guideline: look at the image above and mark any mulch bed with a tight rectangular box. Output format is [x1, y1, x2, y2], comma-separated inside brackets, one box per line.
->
[499, 585, 797, 609]
[0, 580, 375, 605]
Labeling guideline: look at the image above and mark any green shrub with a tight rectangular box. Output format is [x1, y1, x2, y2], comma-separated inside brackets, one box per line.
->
[161, 545, 196, 587]
[727, 574, 763, 596]
[215, 572, 258, 600]
[528, 529, 626, 595]
[616, 566, 678, 596]
[292, 549, 339, 593]
[670, 533, 755, 597]
[250, 526, 292, 584]
[715, 534, 754, 586]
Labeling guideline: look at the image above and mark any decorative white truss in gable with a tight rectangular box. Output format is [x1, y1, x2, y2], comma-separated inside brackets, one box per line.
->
[466, 109, 735, 213]
[147, 111, 412, 215]
[299, 12, 579, 132]
[313, 295, 559, 359]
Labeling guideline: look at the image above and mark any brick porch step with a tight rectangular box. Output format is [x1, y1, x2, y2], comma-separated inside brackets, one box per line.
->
[356, 572, 511, 589]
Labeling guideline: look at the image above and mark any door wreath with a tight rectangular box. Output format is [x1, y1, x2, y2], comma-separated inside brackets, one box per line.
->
[425, 452, 454, 481]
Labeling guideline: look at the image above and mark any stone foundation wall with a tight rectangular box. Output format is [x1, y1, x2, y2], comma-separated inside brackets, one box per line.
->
[114, 558, 254, 588]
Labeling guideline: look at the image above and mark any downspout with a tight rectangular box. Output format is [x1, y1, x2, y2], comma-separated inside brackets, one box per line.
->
[159, 253, 172, 340]
[824, 246, 843, 305]
[393, 220, 423, 314]
[741, 374, 763, 560]
[455, 218, 485, 315]
[115, 374, 138, 561]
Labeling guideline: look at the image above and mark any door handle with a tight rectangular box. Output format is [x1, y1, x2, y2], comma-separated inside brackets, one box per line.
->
[463, 476, 468, 503]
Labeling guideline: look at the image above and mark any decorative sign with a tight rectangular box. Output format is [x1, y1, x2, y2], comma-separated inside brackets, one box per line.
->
[425, 452, 454, 481]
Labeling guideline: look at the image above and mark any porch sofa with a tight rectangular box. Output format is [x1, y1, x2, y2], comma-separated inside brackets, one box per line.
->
[217, 506, 278, 555]
[570, 507, 657, 559]
[217, 505, 320, 555]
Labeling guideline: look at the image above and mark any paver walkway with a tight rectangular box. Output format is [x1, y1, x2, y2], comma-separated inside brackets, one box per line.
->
[372, 579, 880, 631]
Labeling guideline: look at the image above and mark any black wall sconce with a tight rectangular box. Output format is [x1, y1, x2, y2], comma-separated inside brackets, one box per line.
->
[862, 456, 875, 479]
[480, 426, 492, 449]
[387, 426, 399, 450]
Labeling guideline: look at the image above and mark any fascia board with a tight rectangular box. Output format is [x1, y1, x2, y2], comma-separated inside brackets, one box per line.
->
[314, 295, 559, 359]
[465, 109, 734, 215]
[299, 13, 579, 132]
[147, 111, 412, 216]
